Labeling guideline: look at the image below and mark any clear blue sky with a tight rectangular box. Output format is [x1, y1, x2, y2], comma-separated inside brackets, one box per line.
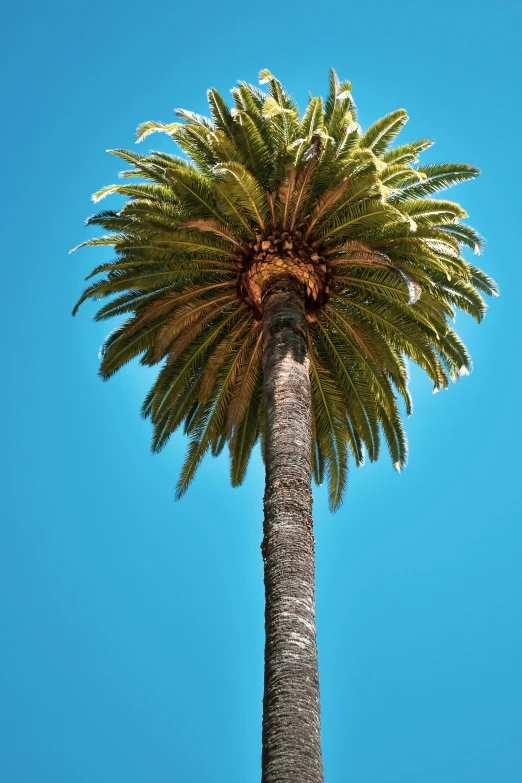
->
[1, 1, 521, 781]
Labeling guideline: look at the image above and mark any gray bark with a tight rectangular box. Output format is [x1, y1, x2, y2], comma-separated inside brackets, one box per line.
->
[261, 275, 324, 783]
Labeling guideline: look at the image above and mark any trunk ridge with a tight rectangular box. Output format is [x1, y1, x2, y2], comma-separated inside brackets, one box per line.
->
[261, 276, 324, 783]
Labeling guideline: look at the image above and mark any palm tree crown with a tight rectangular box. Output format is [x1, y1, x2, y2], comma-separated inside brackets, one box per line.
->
[73, 68, 497, 509]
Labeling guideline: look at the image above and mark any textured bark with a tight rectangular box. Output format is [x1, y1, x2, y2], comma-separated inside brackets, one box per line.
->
[261, 275, 323, 783]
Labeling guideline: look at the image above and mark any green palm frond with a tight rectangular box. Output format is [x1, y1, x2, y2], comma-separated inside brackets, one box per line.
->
[359, 109, 409, 156]
[393, 162, 480, 199]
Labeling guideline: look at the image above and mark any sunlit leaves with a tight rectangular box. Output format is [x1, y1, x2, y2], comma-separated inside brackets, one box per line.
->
[74, 69, 496, 509]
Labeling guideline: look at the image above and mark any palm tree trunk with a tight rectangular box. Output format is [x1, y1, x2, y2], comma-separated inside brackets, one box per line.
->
[261, 276, 324, 783]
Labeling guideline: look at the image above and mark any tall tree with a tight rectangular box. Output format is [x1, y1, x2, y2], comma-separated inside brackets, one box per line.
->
[73, 69, 497, 782]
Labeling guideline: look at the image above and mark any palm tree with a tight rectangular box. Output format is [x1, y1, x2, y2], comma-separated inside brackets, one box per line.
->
[73, 69, 497, 783]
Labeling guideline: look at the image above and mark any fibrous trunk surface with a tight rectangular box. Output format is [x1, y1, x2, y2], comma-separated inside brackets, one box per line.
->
[261, 276, 323, 783]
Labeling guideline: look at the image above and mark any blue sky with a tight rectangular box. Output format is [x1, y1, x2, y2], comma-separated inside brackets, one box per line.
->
[1, 1, 521, 781]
